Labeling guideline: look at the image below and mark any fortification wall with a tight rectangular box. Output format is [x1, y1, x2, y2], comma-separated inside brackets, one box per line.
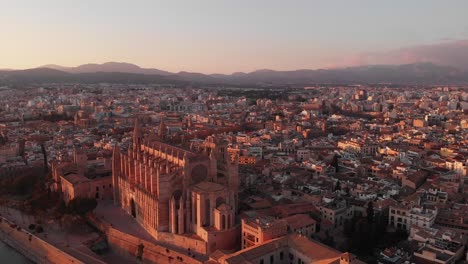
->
[157, 231, 207, 255]
[87, 213, 204, 264]
[107, 228, 203, 264]
[0, 216, 84, 264]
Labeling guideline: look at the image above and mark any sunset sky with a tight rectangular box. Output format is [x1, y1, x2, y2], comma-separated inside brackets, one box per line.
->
[1, 0, 468, 73]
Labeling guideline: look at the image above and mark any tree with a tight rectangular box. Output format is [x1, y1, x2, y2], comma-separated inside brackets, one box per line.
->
[366, 201, 374, 224]
[352, 218, 372, 255]
[66, 198, 97, 215]
[343, 219, 353, 237]
[334, 180, 342, 192]
[35, 225, 44, 233]
[345, 186, 351, 196]
[344, 210, 407, 259]
[397, 177, 402, 186]
[331, 154, 339, 172]
[40, 143, 48, 173]
[374, 212, 388, 236]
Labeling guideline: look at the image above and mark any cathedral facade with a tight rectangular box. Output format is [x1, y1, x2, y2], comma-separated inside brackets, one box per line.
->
[112, 120, 240, 253]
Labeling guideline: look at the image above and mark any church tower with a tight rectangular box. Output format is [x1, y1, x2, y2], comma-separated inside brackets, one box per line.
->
[158, 117, 167, 138]
[209, 147, 217, 181]
[228, 151, 239, 186]
[133, 118, 142, 150]
[74, 147, 87, 175]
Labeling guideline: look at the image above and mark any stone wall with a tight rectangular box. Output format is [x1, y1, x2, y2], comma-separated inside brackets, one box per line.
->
[206, 225, 241, 253]
[87, 213, 204, 264]
[158, 231, 207, 254]
[0, 216, 84, 264]
[107, 228, 203, 264]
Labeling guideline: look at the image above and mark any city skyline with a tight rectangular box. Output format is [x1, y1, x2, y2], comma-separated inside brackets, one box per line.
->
[1, 0, 468, 73]
[1, 2, 468, 264]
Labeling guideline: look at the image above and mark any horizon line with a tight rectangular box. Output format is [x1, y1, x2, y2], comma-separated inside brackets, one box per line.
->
[0, 61, 446, 75]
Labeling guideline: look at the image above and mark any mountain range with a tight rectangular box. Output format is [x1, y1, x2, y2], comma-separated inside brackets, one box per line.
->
[1, 62, 468, 85]
[41, 62, 172, 76]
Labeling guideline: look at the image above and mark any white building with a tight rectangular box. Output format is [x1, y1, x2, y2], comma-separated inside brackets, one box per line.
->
[389, 204, 438, 231]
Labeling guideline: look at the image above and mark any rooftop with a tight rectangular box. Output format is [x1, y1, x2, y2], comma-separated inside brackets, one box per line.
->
[192, 181, 226, 193]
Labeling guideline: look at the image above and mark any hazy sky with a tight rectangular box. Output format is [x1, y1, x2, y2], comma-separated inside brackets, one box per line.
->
[1, 0, 468, 73]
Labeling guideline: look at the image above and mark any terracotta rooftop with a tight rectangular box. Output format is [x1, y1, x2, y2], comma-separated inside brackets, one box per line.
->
[62, 173, 90, 185]
[221, 234, 363, 264]
[283, 214, 316, 229]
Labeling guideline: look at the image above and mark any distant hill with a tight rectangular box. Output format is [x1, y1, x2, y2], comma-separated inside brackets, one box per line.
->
[0, 68, 184, 85]
[40, 62, 172, 76]
[0, 68, 72, 83]
[2, 62, 468, 85]
[208, 62, 468, 85]
[173, 71, 219, 83]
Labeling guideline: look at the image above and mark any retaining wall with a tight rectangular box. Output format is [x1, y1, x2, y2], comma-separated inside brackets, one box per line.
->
[87, 214, 203, 264]
[0, 216, 84, 264]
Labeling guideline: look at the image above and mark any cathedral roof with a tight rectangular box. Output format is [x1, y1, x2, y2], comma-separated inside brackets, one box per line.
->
[192, 181, 226, 193]
[146, 141, 196, 158]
